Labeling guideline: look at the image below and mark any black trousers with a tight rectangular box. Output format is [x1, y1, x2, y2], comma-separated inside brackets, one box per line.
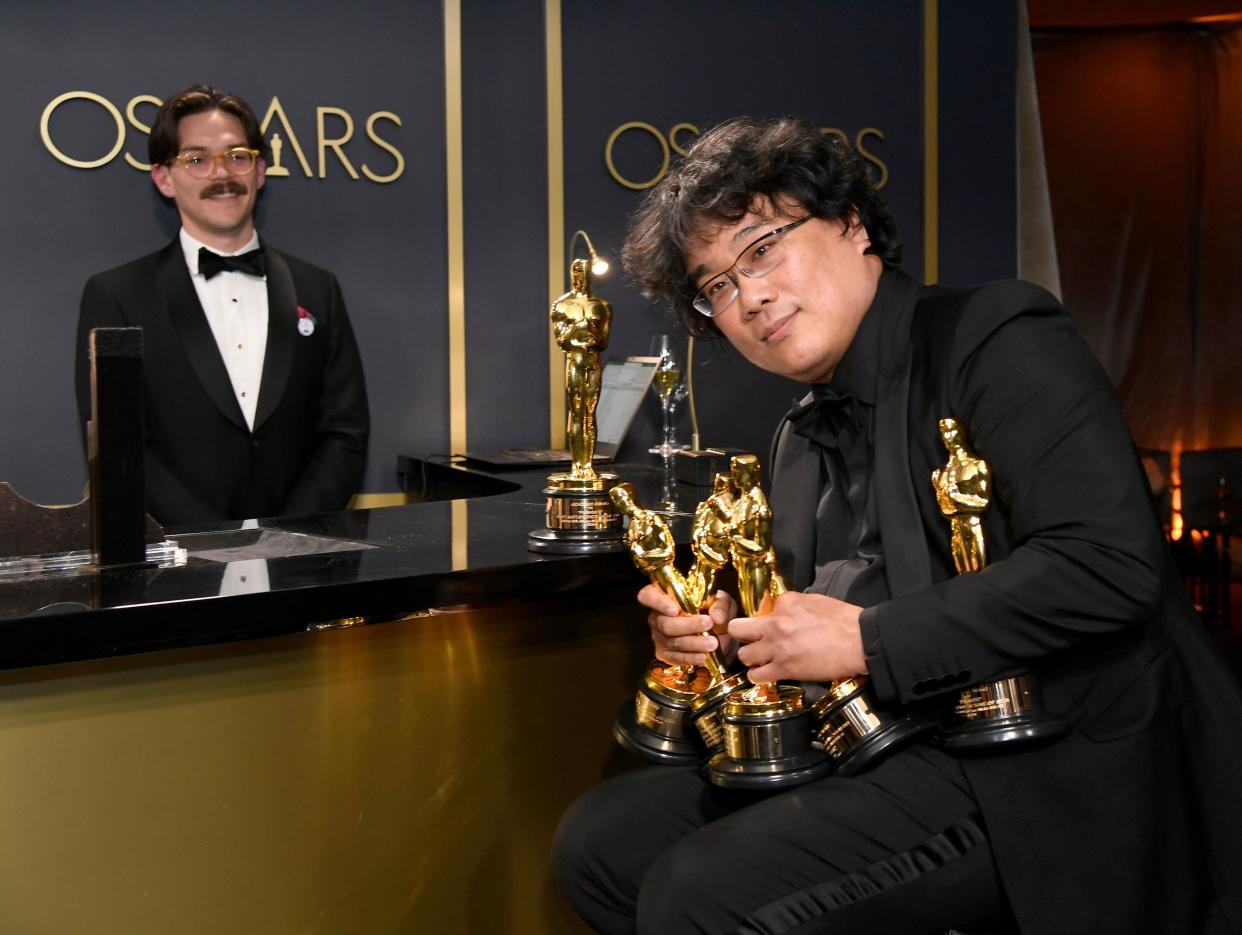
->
[552, 744, 1013, 935]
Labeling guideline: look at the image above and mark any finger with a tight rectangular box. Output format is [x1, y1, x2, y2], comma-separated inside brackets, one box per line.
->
[636, 585, 679, 616]
[746, 662, 781, 684]
[654, 613, 715, 639]
[735, 639, 768, 668]
[728, 615, 761, 643]
[707, 592, 736, 633]
[662, 629, 718, 653]
[656, 649, 709, 668]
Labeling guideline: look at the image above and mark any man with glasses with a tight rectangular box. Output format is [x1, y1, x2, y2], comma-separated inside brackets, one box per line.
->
[553, 117, 1242, 934]
[75, 85, 368, 526]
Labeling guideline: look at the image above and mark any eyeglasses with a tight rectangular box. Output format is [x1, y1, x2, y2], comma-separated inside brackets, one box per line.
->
[169, 147, 261, 179]
[691, 215, 812, 318]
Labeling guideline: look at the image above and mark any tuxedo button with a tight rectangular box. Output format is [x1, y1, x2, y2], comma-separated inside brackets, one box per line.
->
[913, 679, 932, 695]
[251, 439, 261, 449]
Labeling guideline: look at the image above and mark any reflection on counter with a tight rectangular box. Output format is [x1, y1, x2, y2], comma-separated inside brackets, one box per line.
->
[0, 461, 702, 672]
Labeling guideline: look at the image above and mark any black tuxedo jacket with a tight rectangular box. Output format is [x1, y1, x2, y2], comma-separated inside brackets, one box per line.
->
[76, 240, 369, 527]
[771, 269, 1242, 934]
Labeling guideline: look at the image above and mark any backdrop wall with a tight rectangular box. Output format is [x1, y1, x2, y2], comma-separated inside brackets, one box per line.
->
[0, 0, 1019, 509]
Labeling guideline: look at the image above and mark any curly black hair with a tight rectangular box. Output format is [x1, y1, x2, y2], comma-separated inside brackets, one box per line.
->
[621, 116, 901, 337]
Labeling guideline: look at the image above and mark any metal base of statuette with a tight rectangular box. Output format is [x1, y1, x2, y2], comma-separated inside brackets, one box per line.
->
[707, 683, 831, 790]
[528, 474, 625, 554]
[810, 677, 936, 777]
[689, 673, 748, 755]
[612, 661, 710, 764]
[939, 673, 1068, 752]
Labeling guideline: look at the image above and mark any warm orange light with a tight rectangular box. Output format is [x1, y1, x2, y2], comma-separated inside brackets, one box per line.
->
[1170, 433, 1184, 541]
[1189, 12, 1242, 23]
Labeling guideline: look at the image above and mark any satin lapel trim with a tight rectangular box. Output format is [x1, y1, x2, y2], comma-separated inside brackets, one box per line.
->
[254, 249, 296, 431]
[769, 399, 821, 593]
[874, 275, 934, 597]
[159, 243, 247, 431]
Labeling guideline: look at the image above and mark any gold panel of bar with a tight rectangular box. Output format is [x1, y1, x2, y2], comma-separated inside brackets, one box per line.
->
[0, 593, 640, 934]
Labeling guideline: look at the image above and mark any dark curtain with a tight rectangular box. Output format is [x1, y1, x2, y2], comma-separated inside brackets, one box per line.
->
[1033, 25, 1242, 454]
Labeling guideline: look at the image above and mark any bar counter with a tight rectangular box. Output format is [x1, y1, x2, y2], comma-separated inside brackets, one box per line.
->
[0, 460, 692, 934]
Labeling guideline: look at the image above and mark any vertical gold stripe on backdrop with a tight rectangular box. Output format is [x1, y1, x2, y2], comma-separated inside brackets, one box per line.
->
[546, 0, 566, 447]
[923, 0, 939, 285]
[444, 0, 469, 569]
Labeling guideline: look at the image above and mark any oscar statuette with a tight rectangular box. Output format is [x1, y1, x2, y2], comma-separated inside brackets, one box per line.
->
[528, 257, 625, 554]
[609, 481, 746, 763]
[931, 417, 1067, 749]
[684, 472, 751, 754]
[707, 455, 832, 789]
[712, 454, 931, 785]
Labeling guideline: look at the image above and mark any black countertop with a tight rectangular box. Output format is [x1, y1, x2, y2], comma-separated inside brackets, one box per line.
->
[0, 459, 701, 671]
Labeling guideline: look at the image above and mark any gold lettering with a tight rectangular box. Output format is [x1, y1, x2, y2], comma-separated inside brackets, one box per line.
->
[668, 122, 699, 157]
[40, 91, 124, 169]
[362, 111, 405, 184]
[124, 94, 161, 171]
[317, 107, 359, 180]
[258, 96, 313, 177]
[605, 121, 668, 191]
[856, 127, 889, 190]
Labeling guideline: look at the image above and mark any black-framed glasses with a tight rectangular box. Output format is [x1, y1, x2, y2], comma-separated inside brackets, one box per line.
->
[169, 147, 261, 179]
[691, 215, 812, 318]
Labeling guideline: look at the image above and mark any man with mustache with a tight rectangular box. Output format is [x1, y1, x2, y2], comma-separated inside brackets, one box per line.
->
[75, 85, 368, 526]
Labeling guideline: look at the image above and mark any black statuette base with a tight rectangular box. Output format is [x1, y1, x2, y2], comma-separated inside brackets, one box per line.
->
[613, 700, 703, 765]
[940, 712, 1068, 752]
[706, 747, 832, 790]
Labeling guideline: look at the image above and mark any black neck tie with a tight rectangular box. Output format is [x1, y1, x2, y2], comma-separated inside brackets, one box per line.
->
[198, 246, 266, 280]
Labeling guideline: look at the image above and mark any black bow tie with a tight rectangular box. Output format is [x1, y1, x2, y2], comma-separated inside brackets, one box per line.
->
[198, 246, 266, 280]
[788, 387, 863, 449]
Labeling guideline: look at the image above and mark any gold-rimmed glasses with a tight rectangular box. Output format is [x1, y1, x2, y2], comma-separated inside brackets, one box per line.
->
[169, 147, 261, 178]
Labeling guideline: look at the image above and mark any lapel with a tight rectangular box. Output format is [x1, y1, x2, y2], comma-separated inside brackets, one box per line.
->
[158, 240, 247, 431]
[872, 270, 935, 597]
[769, 396, 822, 592]
[254, 246, 297, 432]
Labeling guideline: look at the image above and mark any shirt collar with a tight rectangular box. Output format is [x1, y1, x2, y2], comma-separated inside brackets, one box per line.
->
[814, 267, 888, 408]
[179, 228, 262, 277]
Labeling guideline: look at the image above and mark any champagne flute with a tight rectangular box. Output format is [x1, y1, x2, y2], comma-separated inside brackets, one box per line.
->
[648, 335, 689, 455]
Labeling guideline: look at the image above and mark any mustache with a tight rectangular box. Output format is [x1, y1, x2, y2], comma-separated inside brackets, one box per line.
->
[200, 180, 248, 199]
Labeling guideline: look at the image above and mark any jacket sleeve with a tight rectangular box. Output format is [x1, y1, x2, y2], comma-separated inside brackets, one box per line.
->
[862, 284, 1165, 706]
[280, 272, 369, 516]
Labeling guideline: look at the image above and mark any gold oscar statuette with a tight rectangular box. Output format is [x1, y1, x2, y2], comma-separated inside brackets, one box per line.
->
[528, 257, 626, 554]
[931, 417, 1067, 749]
[706, 454, 833, 790]
[713, 454, 933, 785]
[609, 478, 749, 763]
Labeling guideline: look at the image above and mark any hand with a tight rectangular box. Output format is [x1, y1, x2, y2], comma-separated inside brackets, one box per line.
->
[637, 584, 738, 667]
[728, 591, 867, 684]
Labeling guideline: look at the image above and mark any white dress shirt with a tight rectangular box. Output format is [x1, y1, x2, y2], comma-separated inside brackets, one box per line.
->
[179, 229, 269, 431]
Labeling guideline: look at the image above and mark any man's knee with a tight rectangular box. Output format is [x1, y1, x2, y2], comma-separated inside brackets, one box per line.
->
[551, 785, 610, 893]
[635, 836, 728, 935]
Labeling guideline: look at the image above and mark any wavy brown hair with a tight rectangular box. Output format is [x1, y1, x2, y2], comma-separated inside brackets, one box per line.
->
[148, 84, 268, 167]
[622, 116, 901, 337]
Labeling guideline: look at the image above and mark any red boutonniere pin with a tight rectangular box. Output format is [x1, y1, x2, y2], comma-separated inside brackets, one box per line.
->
[296, 306, 317, 337]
